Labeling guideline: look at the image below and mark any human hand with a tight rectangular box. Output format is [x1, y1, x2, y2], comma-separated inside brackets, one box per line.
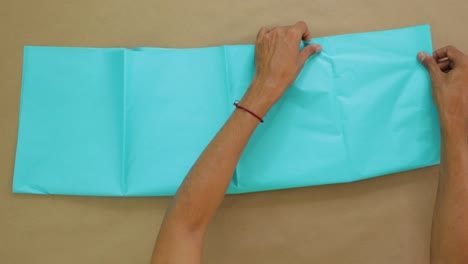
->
[418, 46, 468, 134]
[239, 21, 322, 118]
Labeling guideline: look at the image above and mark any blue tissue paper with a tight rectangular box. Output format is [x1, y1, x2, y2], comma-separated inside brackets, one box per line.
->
[13, 24, 440, 196]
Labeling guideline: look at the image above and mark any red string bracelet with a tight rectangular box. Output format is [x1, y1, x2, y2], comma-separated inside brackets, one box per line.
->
[233, 100, 264, 123]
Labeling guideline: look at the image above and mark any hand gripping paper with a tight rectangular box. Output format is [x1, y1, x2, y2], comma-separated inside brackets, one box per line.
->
[13, 25, 440, 196]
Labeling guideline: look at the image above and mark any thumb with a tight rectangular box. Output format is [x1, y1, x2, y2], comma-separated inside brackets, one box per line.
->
[417, 52, 442, 83]
[298, 44, 322, 66]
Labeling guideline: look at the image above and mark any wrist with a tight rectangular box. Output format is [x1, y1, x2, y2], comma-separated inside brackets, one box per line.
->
[441, 123, 467, 154]
[440, 115, 465, 138]
[239, 81, 276, 118]
[234, 101, 264, 123]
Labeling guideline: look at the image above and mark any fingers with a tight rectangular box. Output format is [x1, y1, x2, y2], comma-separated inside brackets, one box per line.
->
[437, 58, 453, 72]
[418, 52, 442, 84]
[260, 21, 312, 41]
[293, 21, 312, 41]
[298, 44, 322, 66]
[433, 46, 464, 66]
[292, 21, 320, 65]
[257, 27, 269, 40]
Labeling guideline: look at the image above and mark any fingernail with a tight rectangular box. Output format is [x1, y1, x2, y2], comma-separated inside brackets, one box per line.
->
[417, 52, 426, 62]
[316, 45, 322, 52]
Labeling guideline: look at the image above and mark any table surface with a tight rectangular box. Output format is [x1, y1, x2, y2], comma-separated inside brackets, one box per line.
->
[1, 0, 467, 263]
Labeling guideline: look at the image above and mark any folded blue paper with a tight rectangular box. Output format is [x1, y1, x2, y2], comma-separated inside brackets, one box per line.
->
[13, 24, 440, 196]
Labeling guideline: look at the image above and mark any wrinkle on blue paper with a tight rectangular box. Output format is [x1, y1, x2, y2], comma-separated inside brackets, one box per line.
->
[13, 25, 440, 196]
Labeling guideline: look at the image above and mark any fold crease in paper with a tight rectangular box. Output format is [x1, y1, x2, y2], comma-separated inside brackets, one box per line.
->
[13, 24, 440, 196]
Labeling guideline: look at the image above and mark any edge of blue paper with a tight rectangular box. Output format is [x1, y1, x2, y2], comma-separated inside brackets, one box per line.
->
[13, 24, 440, 197]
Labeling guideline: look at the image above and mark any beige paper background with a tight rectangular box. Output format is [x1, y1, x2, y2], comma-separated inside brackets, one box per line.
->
[1, 0, 467, 263]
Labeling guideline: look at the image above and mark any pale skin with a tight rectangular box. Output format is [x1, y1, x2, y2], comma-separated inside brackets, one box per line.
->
[151, 22, 468, 264]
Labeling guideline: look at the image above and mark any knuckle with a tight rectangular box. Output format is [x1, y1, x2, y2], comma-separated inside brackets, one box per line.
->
[447, 45, 460, 55]
[446, 45, 455, 50]
[296, 21, 306, 26]
[288, 27, 301, 36]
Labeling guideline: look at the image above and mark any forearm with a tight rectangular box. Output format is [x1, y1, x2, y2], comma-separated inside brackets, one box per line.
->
[152, 22, 321, 263]
[157, 89, 270, 234]
[431, 121, 468, 263]
[151, 97, 265, 263]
